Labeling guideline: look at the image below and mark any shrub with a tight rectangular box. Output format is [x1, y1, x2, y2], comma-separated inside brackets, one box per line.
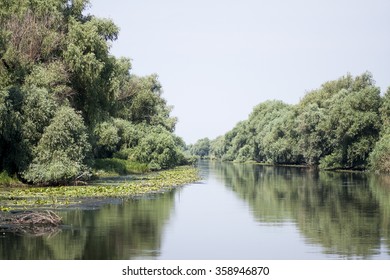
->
[94, 121, 120, 157]
[23, 106, 91, 185]
[369, 132, 390, 173]
[93, 158, 149, 175]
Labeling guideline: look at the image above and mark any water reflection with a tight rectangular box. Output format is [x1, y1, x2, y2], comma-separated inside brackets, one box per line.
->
[0, 191, 175, 259]
[211, 161, 390, 259]
[1, 161, 389, 259]
[369, 175, 390, 256]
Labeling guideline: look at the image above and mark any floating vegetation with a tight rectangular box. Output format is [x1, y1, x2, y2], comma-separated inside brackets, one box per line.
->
[0, 166, 200, 210]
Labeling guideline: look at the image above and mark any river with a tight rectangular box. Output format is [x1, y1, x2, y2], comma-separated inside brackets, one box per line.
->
[1, 160, 390, 259]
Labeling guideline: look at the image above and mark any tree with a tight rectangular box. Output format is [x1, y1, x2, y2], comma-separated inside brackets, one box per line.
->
[317, 73, 381, 169]
[380, 87, 390, 129]
[190, 138, 210, 158]
[248, 100, 291, 162]
[93, 120, 120, 158]
[295, 103, 328, 165]
[0, 0, 188, 184]
[24, 61, 72, 101]
[23, 106, 91, 185]
[369, 133, 390, 173]
[128, 126, 186, 170]
[0, 88, 24, 173]
[209, 136, 225, 160]
[63, 16, 119, 125]
[208, 72, 383, 171]
[21, 86, 58, 148]
[369, 87, 390, 173]
[0, 0, 66, 86]
[115, 74, 177, 131]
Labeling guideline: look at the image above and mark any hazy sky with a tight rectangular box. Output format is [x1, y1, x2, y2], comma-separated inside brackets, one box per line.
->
[88, 0, 390, 144]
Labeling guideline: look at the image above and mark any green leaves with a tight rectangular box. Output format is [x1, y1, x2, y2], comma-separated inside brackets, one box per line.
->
[208, 72, 385, 171]
[369, 133, 390, 173]
[23, 106, 91, 185]
[115, 74, 177, 131]
[316, 74, 381, 169]
[129, 125, 185, 170]
[190, 138, 210, 158]
[1, 166, 200, 210]
[21, 86, 58, 145]
[25, 62, 71, 99]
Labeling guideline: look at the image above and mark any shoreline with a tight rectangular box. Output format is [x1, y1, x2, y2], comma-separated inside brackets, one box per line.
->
[0, 166, 200, 212]
[208, 159, 371, 173]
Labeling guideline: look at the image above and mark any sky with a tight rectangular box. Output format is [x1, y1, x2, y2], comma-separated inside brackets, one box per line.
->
[88, 0, 390, 144]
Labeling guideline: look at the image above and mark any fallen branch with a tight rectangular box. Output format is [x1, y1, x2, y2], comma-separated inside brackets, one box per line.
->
[0, 210, 62, 236]
[14, 210, 62, 226]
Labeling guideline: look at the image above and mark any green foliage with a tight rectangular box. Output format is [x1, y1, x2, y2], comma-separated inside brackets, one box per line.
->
[25, 62, 71, 100]
[370, 87, 390, 173]
[0, 88, 25, 173]
[295, 103, 327, 165]
[0, 170, 21, 186]
[22, 106, 91, 185]
[209, 136, 225, 160]
[209, 100, 300, 164]
[190, 138, 210, 158]
[1, 166, 200, 210]
[314, 73, 381, 169]
[21, 86, 58, 146]
[128, 126, 186, 170]
[0, 0, 188, 184]
[63, 16, 116, 124]
[93, 119, 188, 170]
[216, 120, 252, 162]
[115, 74, 177, 131]
[260, 105, 300, 164]
[249, 100, 292, 162]
[235, 144, 254, 163]
[0, 0, 66, 85]
[93, 121, 120, 158]
[380, 87, 390, 129]
[369, 132, 390, 173]
[208, 72, 384, 171]
[93, 158, 149, 175]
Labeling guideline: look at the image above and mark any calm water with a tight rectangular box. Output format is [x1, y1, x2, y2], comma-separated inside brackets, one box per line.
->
[1, 161, 390, 259]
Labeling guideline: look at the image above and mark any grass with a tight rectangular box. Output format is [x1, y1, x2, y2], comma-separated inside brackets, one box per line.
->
[0, 166, 200, 211]
[0, 171, 23, 187]
[93, 158, 150, 176]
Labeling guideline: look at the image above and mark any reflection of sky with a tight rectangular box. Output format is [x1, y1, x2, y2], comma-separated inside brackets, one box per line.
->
[159, 174, 328, 259]
[2, 163, 389, 259]
[156, 163, 390, 260]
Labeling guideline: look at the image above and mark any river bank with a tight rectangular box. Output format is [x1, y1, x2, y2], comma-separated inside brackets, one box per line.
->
[0, 166, 200, 212]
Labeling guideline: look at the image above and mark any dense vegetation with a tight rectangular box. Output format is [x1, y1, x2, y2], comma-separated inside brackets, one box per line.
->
[191, 72, 390, 172]
[0, 166, 199, 211]
[0, 0, 190, 185]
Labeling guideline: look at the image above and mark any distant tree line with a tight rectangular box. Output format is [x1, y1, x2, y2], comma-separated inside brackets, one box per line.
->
[190, 72, 390, 173]
[0, 0, 189, 185]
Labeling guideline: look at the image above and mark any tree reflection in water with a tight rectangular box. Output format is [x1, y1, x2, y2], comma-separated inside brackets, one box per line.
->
[211, 161, 390, 259]
[0, 191, 175, 260]
[1, 162, 389, 259]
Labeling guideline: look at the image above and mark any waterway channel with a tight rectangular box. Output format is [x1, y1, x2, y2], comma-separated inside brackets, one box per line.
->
[1, 160, 389, 259]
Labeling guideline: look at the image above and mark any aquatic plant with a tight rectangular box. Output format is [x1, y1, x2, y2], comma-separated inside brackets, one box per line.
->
[0, 166, 200, 210]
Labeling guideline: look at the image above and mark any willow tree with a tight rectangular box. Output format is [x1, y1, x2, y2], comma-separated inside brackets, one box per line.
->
[0, 0, 187, 184]
[206, 72, 383, 170]
[369, 87, 390, 173]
